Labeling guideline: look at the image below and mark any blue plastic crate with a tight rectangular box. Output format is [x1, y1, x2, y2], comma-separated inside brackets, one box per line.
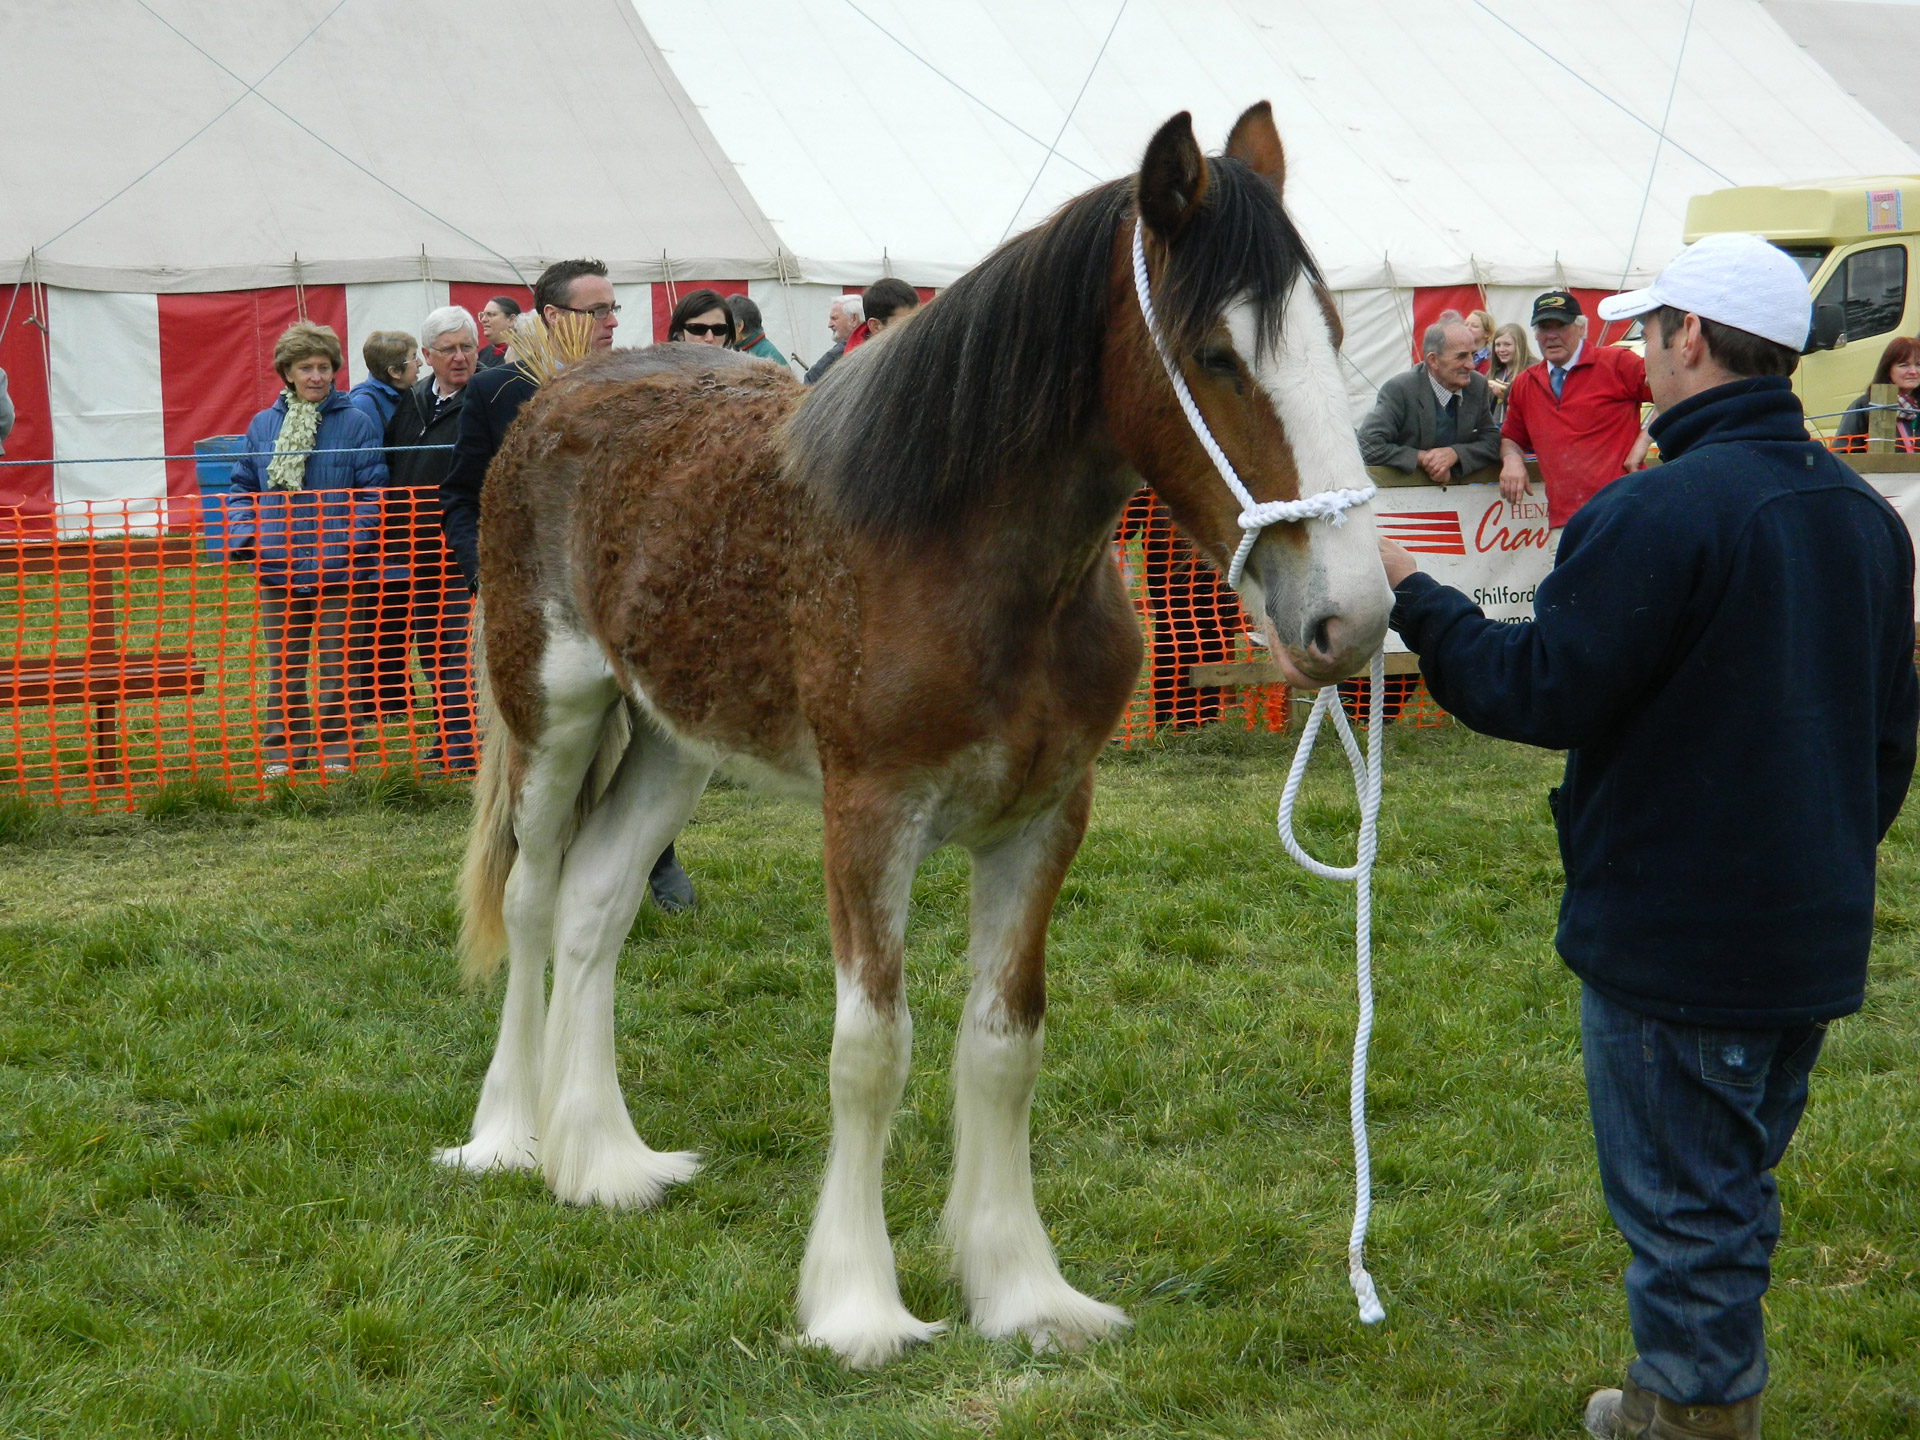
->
[194, 435, 246, 554]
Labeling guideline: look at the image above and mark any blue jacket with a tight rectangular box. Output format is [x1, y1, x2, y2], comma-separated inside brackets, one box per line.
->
[347, 376, 404, 431]
[228, 390, 388, 591]
[1392, 377, 1918, 1027]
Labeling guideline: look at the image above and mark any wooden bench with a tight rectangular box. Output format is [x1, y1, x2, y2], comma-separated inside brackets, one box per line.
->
[0, 535, 207, 779]
[1188, 652, 1424, 689]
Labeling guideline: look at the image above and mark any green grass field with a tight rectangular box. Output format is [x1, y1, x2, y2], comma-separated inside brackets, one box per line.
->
[1, 725, 1914, 1439]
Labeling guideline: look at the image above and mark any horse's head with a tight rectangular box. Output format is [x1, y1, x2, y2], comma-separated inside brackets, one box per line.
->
[1106, 103, 1392, 687]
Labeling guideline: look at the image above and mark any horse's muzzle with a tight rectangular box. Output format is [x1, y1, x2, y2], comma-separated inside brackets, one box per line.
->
[1256, 574, 1392, 689]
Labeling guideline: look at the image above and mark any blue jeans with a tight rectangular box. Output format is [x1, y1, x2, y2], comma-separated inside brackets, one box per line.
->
[1580, 983, 1826, 1406]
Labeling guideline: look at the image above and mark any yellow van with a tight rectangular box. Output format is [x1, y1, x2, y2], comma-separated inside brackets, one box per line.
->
[1684, 178, 1917, 439]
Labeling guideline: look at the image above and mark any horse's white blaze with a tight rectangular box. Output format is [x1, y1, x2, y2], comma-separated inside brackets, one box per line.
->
[1227, 286, 1392, 660]
[945, 815, 1130, 1348]
[799, 971, 942, 1367]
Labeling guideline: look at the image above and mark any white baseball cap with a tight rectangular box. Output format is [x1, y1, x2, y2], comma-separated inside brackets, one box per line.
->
[1597, 232, 1811, 350]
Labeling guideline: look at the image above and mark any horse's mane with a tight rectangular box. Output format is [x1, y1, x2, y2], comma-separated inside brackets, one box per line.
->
[785, 157, 1316, 541]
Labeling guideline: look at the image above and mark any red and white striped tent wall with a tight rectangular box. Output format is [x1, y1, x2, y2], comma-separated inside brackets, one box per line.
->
[0, 277, 861, 534]
[6, 0, 1916, 536]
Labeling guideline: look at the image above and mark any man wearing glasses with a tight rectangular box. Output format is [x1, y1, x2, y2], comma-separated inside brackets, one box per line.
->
[439, 260, 694, 911]
[441, 259, 618, 588]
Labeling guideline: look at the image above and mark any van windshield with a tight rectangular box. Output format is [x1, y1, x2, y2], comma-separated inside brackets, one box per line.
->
[1780, 246, 1831, 283]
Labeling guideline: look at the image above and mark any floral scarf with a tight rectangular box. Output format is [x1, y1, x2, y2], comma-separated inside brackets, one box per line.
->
[265, 392, 323, 491]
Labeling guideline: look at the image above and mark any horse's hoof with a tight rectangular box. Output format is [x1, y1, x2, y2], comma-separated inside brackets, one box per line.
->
[545, 1145, 700, 1210]
[433, 1135, 539, 1173]
[977, 1286, 1130, 1353]
[802, 1307, 946, 1369]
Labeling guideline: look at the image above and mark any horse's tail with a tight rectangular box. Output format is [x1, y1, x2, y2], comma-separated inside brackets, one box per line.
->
[458, 607, 515, 988]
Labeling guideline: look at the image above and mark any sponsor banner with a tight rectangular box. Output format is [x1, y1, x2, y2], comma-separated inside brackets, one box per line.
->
[1372, 473, 1920, 639]
[1371, 482, 1553, 651]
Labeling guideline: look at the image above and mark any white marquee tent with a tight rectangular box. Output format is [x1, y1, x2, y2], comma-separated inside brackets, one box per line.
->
[3, 0, 1915, 529]
[644, 0, 1920, 397]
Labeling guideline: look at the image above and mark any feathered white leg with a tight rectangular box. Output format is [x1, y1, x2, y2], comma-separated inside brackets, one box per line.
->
[945, 776, 1128, 1350]
[798, 803, 942, 1367]
[437, 670, 614, 1174]
[539, 723, 710, 1208]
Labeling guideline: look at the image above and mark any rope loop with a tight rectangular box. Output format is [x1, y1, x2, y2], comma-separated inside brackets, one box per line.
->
[1276, 650, 1388, 1325]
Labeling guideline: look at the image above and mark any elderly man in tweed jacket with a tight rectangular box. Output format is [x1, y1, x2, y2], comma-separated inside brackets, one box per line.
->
[1357, 319, 1502, 483]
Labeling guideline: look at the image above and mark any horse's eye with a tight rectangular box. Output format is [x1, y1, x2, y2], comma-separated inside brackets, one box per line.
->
[1193, 347, 1242, 389]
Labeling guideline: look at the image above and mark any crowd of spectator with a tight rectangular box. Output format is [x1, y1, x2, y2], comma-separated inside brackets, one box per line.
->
[1368, 286, 1920, 507]
[1358, 290, 1653, 547]
[210, 263, 925, 903]
[1351, 286, 1920, 547]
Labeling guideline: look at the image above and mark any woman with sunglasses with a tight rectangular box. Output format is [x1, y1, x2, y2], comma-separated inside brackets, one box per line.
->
[668, 289, 735, 347]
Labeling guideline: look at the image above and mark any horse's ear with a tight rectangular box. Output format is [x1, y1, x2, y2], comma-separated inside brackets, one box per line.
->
[1138, 111, 1207, 239]
[1224, 101, 1285, 195]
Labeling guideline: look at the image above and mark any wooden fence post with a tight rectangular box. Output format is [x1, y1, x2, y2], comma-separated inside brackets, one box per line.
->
[1868, 383, 1898, 454]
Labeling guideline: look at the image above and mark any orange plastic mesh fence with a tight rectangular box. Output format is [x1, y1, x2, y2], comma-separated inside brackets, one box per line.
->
[0, 491, 476, 808]
[1, 491, 1454, 808]
[1111, 493, 1453, 746]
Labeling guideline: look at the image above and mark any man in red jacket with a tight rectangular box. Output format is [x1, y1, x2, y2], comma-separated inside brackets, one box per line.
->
[1499, 291, 1653, 545]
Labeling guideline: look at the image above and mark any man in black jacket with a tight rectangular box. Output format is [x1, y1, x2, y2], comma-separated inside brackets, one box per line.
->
[438, 260, 619, 592]
[437, 258, 695, 912]
[1381, 234, 1917, 1440]
[383, 306, 479, 771]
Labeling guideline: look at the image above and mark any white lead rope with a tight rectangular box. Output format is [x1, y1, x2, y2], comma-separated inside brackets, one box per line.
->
[1276, 652, 1387, 1325]
[1130, 216, 1387, 1325]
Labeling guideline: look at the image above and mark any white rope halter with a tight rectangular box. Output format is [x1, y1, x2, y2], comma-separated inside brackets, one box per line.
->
[1131, 215, 1387, 1326]
[1127, 221, 1375, 587]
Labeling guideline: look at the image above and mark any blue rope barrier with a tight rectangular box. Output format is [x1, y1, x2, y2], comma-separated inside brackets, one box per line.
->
[0, 445, 454, 468]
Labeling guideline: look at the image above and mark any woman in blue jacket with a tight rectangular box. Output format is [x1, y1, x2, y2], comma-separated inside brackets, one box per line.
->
[346, 330, 417, 431]
[227, 322, 387, 776]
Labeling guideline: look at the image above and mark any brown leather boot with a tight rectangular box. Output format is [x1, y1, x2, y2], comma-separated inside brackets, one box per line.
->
[1585, 1377, 1762, 1440]
[1647, 1392, 1761, 1439]
[1585, 1376, 1657, 1438]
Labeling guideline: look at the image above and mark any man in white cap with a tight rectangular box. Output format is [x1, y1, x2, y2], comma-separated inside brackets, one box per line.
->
[1379, 232, 1918, 1439]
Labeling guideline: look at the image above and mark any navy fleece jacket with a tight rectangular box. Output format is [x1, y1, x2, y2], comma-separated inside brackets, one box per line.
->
[1391, 376, 1918, 1027]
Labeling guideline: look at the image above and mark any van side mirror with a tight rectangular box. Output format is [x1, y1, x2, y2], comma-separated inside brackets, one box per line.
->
[1807, 303, 1845, 353]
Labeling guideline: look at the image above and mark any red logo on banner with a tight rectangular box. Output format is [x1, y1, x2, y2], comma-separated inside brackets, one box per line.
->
[1378, 511, 1466, 555]
[1472, 498, 1551, 553]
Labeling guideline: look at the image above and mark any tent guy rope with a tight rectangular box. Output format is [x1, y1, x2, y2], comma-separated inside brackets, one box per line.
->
[1131, 216, 1387, 1324]
[998, 0, 1130, 245]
